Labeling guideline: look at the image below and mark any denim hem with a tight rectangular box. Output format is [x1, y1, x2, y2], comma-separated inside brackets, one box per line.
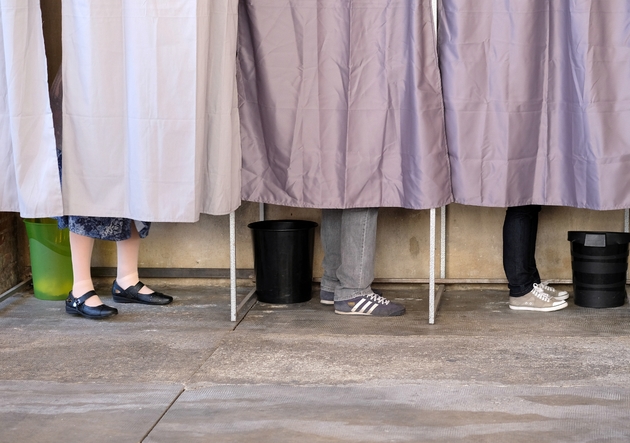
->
[509, 281, 537, 297]
[320, 278, 339, 294]
[334, 288, 373, 302]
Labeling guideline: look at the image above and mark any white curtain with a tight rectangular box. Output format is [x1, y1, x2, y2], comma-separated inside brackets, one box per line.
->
[0, 0, 62, 217]
[62, 0, 241, 221]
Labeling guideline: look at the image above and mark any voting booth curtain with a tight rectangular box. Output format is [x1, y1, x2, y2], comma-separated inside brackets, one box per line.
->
[439, 0, 630, 210]
[60, 0, 241, 221]
[4, 0, 630, 218]
[238, 0, 453, 210]
[0, 0, 62, 217]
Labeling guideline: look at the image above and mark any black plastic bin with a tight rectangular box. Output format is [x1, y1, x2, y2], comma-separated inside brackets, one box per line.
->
[248, 220, 318, 304]
[568, 231, 630, 308]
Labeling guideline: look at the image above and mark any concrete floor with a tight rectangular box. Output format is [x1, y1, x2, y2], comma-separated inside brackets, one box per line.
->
[1, 283, 630, 442]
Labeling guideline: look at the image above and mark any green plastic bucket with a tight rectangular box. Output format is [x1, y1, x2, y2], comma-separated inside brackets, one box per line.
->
[23, 218, 73, 301]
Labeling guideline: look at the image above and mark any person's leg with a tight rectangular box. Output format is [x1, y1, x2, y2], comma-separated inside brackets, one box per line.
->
[504, 205, 567, 311]
[526, 210, 569, 300]
[115, 224, 153, 294]
[320, 209, 343, 297]
[332, 208, 405, 316]
[334, 208, 379, 301]
[502, 205, 541, 297]
[320, 208, 384, 305]
[69, 232, 101, 306]
[66, 231, 118, 318]
[112, 223, 173, 305]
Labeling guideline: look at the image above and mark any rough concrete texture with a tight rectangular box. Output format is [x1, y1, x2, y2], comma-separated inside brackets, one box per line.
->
[190, 291, 630, 387]
[0, 285, 239, 383]
[148, 384, 630, 443]
[1, 285, 630, 442]
[0, 381, 182, 443]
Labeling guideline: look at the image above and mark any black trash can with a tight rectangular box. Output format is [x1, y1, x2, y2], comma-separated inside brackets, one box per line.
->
[568, 231, 630, 308]
[248, 220, 318, 304]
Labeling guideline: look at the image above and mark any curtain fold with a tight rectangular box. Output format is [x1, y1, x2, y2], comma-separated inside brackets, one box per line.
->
[0, 0, 62, 217]
[61, 0, 241, 221]
[238, 0, 453, 210]
[439, 0, 630, 210]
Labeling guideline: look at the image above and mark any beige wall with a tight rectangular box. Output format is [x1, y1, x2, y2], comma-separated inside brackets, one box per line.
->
[90, 203, 627, 287]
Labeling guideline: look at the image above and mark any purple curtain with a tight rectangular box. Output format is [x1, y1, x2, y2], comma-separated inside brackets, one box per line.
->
[238, 0, 452, 210]
[439, 0, 630, 210]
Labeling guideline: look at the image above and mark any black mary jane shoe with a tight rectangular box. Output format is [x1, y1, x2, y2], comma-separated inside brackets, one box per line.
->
[111, 280, 173, 305]
[65, 291, 118, 319]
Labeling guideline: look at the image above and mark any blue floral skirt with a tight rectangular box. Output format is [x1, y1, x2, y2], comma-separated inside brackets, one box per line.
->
[57, 216, 150, 241]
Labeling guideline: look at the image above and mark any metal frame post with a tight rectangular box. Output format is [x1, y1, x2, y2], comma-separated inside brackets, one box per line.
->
[0, 280, 32, 305]
[230, 203, 265, 321]
[428, 206, 447, 324]
[230, 211, 237, 321]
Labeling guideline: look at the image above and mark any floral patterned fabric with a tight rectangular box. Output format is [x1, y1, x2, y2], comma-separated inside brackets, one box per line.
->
[57, 215, 150, 241]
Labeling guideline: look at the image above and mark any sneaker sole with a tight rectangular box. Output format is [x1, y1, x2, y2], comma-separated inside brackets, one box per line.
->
[509, 302, 568, 312]
[334, 309, 406, 317]
[320, 299, 334, 305]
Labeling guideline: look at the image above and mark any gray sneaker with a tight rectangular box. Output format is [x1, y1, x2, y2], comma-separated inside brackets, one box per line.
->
[334, 293, 405, 316]
[320, 290, 335, 305]
[536, 282, 569, 300]
[320, 288, 382, 305]
[509, 285, 568, 312]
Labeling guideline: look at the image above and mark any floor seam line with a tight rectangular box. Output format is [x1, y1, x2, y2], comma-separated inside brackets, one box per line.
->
[140, 385, 185, 442]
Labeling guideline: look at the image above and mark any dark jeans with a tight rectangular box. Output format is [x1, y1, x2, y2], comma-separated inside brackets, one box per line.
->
[502, 205, 542, 297]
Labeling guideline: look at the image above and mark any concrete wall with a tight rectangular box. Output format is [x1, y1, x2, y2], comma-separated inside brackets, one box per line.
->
[36, 1, 628, 291]
[90, 203, 627, 288]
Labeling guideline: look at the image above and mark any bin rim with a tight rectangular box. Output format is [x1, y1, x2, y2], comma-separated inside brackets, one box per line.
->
[568, 231, 630, 245]
[248, 219, 318, 231]
[23, 217, 71, 256]
[23, 218, 58, 225]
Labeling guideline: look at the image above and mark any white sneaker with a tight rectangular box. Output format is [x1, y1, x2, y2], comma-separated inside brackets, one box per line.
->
[536, 282, 569, 300]
[509, 285, 568, 312]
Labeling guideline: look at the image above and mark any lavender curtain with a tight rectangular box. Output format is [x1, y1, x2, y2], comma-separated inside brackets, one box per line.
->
[238, 0, 452, 209]
[0, 0, 62, 217]
[61, 0, 241, 221]
[439, 0, 630, 210]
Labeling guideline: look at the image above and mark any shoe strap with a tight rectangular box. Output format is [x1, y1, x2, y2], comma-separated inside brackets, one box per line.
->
[71, 290, 98, 307]
[113, 280, 145, 295]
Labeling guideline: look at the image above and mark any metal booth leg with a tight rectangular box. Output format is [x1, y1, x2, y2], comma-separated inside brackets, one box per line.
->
[428, 206, 447, 325]
[230, 204, 264, 321]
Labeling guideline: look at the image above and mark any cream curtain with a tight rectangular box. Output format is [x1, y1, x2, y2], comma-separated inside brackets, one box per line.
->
[61, 0, 241, 221]
[0, 0, 62, 217]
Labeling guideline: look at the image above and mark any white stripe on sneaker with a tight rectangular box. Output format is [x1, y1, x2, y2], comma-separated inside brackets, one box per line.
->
[358, 301, 373, 313]
[351, 299, 367, 312]
[367, 303, 378, 314]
